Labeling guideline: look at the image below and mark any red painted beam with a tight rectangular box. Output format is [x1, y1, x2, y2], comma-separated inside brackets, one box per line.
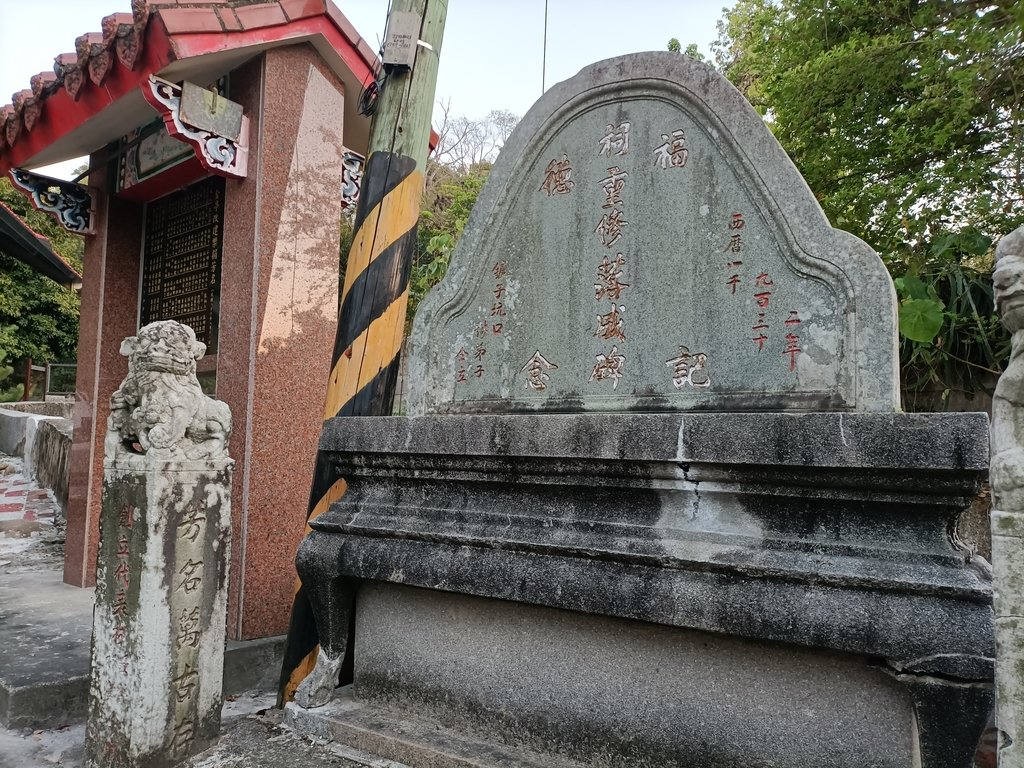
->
[117, 155, 206, 203]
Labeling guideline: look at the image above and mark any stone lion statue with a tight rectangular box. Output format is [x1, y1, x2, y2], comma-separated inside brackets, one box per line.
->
[105, 321, 231, 461]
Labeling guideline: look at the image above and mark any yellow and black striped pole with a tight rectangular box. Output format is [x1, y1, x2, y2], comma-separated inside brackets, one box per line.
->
[278, 0, 447, 705]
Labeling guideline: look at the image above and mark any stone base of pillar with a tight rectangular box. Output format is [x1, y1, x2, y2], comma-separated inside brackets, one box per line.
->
[85, 459, 232, 767]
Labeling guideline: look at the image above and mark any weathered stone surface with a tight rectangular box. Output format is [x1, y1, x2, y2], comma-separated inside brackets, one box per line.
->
[0, 572, 93, 730]
[355, 583, 915, 768]
[28, 417, 72, 512]
[306, 411, 991, 661]
[287, 687, 599, 767]
[319, 410, 990, 470]
[104, 322, 230, 464]
[990, 224, 1024, 765]
[85, 321, 233, 768]
[408, 52, 898, 415]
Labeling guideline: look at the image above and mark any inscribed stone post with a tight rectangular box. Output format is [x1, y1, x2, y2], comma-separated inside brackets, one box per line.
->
[991, 225, 1024, 767]
[85, 321, 233, 768]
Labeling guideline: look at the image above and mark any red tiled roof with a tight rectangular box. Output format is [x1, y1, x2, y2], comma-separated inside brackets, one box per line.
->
[0, 201, 82, 286]
[0, 0, 381, 174]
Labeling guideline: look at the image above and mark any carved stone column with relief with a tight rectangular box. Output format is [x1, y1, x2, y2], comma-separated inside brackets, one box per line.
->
[84, 320, 233, 768]
[992, 225, 1024, 767]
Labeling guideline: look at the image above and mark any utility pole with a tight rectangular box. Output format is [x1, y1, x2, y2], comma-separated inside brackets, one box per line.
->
[542, 0, 548, 94]
[278, 0, 448, 705]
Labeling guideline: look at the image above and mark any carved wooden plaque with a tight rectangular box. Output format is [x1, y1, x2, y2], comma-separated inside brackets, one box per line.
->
[139, 177, 224, 351]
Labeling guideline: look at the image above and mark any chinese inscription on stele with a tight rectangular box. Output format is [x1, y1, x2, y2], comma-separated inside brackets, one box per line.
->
[408, 52, 899, 415]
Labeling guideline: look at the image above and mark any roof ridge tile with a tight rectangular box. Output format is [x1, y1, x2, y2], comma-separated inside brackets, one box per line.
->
[233, 2, 288, 31]
[29, 73, 57, 99]
[23, 98, 42, 132]
[102, 13, 135, 46]
[75, 32, 104, 63]
[157, 6, 226, 34]
[5, 111, 21, 148]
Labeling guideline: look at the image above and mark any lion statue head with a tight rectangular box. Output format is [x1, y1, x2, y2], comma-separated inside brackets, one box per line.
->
[994, 226, 1024, 336]
[106, 321, 230, 462]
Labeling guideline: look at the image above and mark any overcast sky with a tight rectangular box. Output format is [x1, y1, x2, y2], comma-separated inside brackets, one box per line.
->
[0, 0, 726, 177]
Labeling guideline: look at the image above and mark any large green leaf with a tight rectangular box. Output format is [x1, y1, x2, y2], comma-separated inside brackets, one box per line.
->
[896, 274, 929, 300]
[899, 299, 945, 343]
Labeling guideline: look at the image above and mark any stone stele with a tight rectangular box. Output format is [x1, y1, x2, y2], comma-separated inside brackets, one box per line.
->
[293, 53, 992, 768]
[407, 52, 898, 416]
[84, 321, 233, 768]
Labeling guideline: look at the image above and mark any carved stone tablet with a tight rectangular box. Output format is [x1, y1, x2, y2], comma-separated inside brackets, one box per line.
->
[85, 321, 233, 768]
[407, 53, 898, 414]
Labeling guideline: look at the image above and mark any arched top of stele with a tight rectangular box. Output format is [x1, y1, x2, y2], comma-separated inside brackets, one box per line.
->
[407, 52, 898, 415]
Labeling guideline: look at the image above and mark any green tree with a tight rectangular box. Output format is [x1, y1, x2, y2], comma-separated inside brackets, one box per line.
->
[410, 161, 490, 328]
[398, 106, 520, 331]
[668, 38, 707, 62]
[714, 0, 1024, 406]
[683, 43, 706, 62]
[0, 178, 83, 370]
[0, 346, 23, 402]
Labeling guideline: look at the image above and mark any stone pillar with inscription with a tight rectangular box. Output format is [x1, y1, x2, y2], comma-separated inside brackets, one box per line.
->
[991, 225, 1024, 766]
[85, 321, 233, 768]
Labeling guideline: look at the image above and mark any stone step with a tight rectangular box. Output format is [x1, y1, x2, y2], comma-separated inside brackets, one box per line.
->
[285, 689, 590, 768]
[0, 566, 285, 730]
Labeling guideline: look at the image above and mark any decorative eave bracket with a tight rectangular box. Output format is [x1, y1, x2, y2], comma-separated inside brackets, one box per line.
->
[340, 149, 364, 211]
[9, 168, 96, 234]
[143, 76, 249, 180]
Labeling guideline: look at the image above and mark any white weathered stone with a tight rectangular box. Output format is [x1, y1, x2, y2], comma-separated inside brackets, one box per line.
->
[992, 225, 1024, 767]
[85, 321, 233, 768]
[103, 322, 230, 464]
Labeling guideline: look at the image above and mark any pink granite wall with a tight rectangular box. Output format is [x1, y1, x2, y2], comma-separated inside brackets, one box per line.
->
[219, 45, 345, 640]
[64, 162, 144, 587]
[62, 43, 345, 639]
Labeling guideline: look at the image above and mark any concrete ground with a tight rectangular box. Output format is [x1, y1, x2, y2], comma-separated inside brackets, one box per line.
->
[0, 453, 399, 768]
[0, 691, 404, 768]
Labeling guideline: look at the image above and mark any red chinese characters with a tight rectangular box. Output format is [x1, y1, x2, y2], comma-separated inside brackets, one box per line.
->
[595, 253, 629, 301]
[591, 159, 632, 387]
[455, 347, 468, 384]
[457, 260, 510, 385]
[540, 154, 574, 196]
[751, 272, 774, 351]
[111, 505, 136, 647]
[725, 212, 745, 294]
[473, 340, 486, 378]
[783, 310, 802, 370]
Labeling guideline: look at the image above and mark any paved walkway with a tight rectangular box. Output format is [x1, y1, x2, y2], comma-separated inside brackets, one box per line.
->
[0, 457, 58, 531]
[0, 456, 64, 575]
